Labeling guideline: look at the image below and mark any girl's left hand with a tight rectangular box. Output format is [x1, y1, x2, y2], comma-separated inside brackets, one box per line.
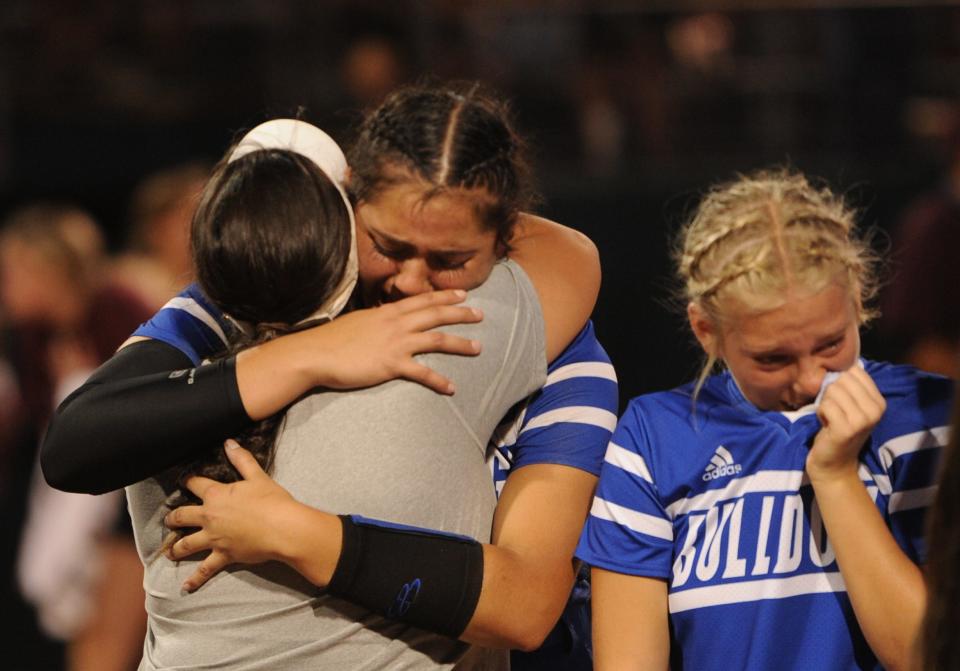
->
[164, 440, 302, 592]
[807, 366, 886, 482]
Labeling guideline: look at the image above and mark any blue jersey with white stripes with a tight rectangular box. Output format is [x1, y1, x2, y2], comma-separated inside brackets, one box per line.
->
[132, 284, 231, 364]
[488, 319, 619, 492]
[576, 360, 952, 671]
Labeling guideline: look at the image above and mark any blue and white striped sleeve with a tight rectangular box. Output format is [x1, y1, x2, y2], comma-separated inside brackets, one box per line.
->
[508, 321, 619, 475]
[575, 400, 674, 578]
[880, 392, 952, 564]
[132, 284, 231, 365]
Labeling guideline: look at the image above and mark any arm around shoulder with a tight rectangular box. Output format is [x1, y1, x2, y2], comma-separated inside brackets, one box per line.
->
[509, 215, 601, 361]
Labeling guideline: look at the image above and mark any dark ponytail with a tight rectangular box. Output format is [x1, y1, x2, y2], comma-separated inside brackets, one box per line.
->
[171, 145, 352, 503]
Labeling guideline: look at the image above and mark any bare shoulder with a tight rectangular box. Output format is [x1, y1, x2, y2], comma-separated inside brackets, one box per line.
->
[508, 213, 600, 362]
[510, 213, 599, 267]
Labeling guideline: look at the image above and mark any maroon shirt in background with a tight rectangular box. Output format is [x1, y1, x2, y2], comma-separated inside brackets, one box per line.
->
[9, 284, 153, 448]
[882, 191, 960, 344]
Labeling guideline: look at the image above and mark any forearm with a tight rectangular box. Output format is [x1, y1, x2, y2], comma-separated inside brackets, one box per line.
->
[463, 464, 599, 649]
[462, 543, 576, 650]
[41, 341, 250, 493]
[591, 569, 670, 671]
[274, 501, 343, 587]
[234, 330, 331, 420]
[811, 470, 926, 670]
[279, 515, 572, 649]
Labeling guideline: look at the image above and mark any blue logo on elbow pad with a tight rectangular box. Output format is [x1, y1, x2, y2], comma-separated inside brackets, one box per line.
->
[388, 578, 422, 617]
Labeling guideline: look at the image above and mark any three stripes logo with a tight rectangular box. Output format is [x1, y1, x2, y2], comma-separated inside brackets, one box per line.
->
[702, 445, 742, 481]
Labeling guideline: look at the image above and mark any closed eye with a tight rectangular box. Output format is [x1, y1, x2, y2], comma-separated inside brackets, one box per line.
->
[816, 337, 844, 354]
[371, 238, 408, 261]
[755, 354, 790, 367]
[429, 256, 469, 271]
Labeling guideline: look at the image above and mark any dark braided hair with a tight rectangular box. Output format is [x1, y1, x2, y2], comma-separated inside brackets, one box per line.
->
[348, 81, 538, 251]
[169, 145, 352, 507]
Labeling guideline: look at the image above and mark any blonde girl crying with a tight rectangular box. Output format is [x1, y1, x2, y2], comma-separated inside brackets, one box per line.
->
[577, 169, 952, 671]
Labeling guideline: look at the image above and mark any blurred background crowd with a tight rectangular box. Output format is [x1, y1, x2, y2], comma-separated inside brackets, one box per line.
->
[1, 1, 959, 669]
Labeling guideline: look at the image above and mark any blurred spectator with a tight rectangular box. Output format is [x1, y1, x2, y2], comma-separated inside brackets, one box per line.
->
[574, 16, 670, 175]
[0, 203, 152, 671]
[881, 116, 960, 378]
[339, 34, 407, 112]
[111, 162, 207, 310]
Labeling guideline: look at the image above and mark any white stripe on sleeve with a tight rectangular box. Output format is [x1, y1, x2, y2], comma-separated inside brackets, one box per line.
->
[166, 297, 229, 346]
[889, 485, 938, 513]
[878, 426, 949, 471]
[590, 497, 673, 541]
[605, 442, 653, 482]
[544, 362, 618, 387]
[520, 406, 618, 434]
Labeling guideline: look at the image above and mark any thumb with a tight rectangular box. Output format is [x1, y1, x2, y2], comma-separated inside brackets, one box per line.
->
[224, 439, 268, 481]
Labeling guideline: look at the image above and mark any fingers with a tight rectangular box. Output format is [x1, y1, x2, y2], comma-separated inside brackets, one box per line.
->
[224, 440, 269, 481]
[402, 304, 484, 333]
[818, 368, 885, 435]
[165, 504, 204, 530]
[181, 552, 230, 592]
[184, 475, 220, 500]
[399, 361, 457, 395]
[167, 528, 211, 560]
[390, 289, 468, 315]
[409, 330, 482, 357]
[844, 366, 886, 411]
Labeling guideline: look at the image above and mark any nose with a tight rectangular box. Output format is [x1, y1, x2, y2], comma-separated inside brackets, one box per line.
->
[391, 259, 433, 298]
[794, 358, 826, 402]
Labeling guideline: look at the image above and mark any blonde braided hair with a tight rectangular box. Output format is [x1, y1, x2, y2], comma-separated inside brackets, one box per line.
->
[676, 169, 880, 400]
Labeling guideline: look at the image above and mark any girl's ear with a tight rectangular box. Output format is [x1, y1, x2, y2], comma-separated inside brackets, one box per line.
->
[688, 301, 720, 358]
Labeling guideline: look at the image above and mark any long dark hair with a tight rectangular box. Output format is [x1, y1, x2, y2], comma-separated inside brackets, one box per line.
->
[173, 144, 352, 499]
[921, 385, 960, 670]
[348, 81, 538, 252]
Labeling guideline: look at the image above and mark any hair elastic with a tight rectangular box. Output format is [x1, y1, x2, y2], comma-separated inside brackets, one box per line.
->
[226, 119, 358, 330]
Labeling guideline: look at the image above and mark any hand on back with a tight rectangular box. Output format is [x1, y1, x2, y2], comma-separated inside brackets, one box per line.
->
[241, 289, 483, 398]
[164, 440, 314, 592]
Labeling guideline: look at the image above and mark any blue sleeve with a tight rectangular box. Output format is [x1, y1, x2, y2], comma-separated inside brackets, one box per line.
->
[873, 369, 954, 563]
[510, 321, 619, 475]
[132, 284, 231, 365]
[575, 400, 675, 579]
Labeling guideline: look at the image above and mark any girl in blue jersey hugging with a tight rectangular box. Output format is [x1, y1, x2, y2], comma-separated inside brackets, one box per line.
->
[577, 169, 952, 671]
[43, 83, 617, 670]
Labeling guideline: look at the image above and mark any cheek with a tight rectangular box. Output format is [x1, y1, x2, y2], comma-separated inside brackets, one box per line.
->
[731, 364, 790, 401]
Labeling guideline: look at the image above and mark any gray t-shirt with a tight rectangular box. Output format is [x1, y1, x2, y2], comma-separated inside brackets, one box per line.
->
[127, 260, 545, 670]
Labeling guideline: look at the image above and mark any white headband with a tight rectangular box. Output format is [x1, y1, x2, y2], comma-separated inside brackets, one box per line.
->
[226, 118, 358, 331]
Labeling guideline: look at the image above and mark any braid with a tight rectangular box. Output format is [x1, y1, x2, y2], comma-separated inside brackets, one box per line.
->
[348, 81, 538, 246]
[676, 168, 880, 407]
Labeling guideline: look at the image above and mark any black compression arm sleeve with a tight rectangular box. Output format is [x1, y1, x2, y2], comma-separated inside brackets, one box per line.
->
[326, 515, 485, 638]
[41, 340, 251, 494]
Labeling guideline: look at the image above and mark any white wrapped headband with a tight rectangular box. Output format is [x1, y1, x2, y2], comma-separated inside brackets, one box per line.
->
[226, 118, 358, 331]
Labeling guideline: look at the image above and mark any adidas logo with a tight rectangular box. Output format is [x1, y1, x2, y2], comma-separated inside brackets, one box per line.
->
[702, 445, 742, 481]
